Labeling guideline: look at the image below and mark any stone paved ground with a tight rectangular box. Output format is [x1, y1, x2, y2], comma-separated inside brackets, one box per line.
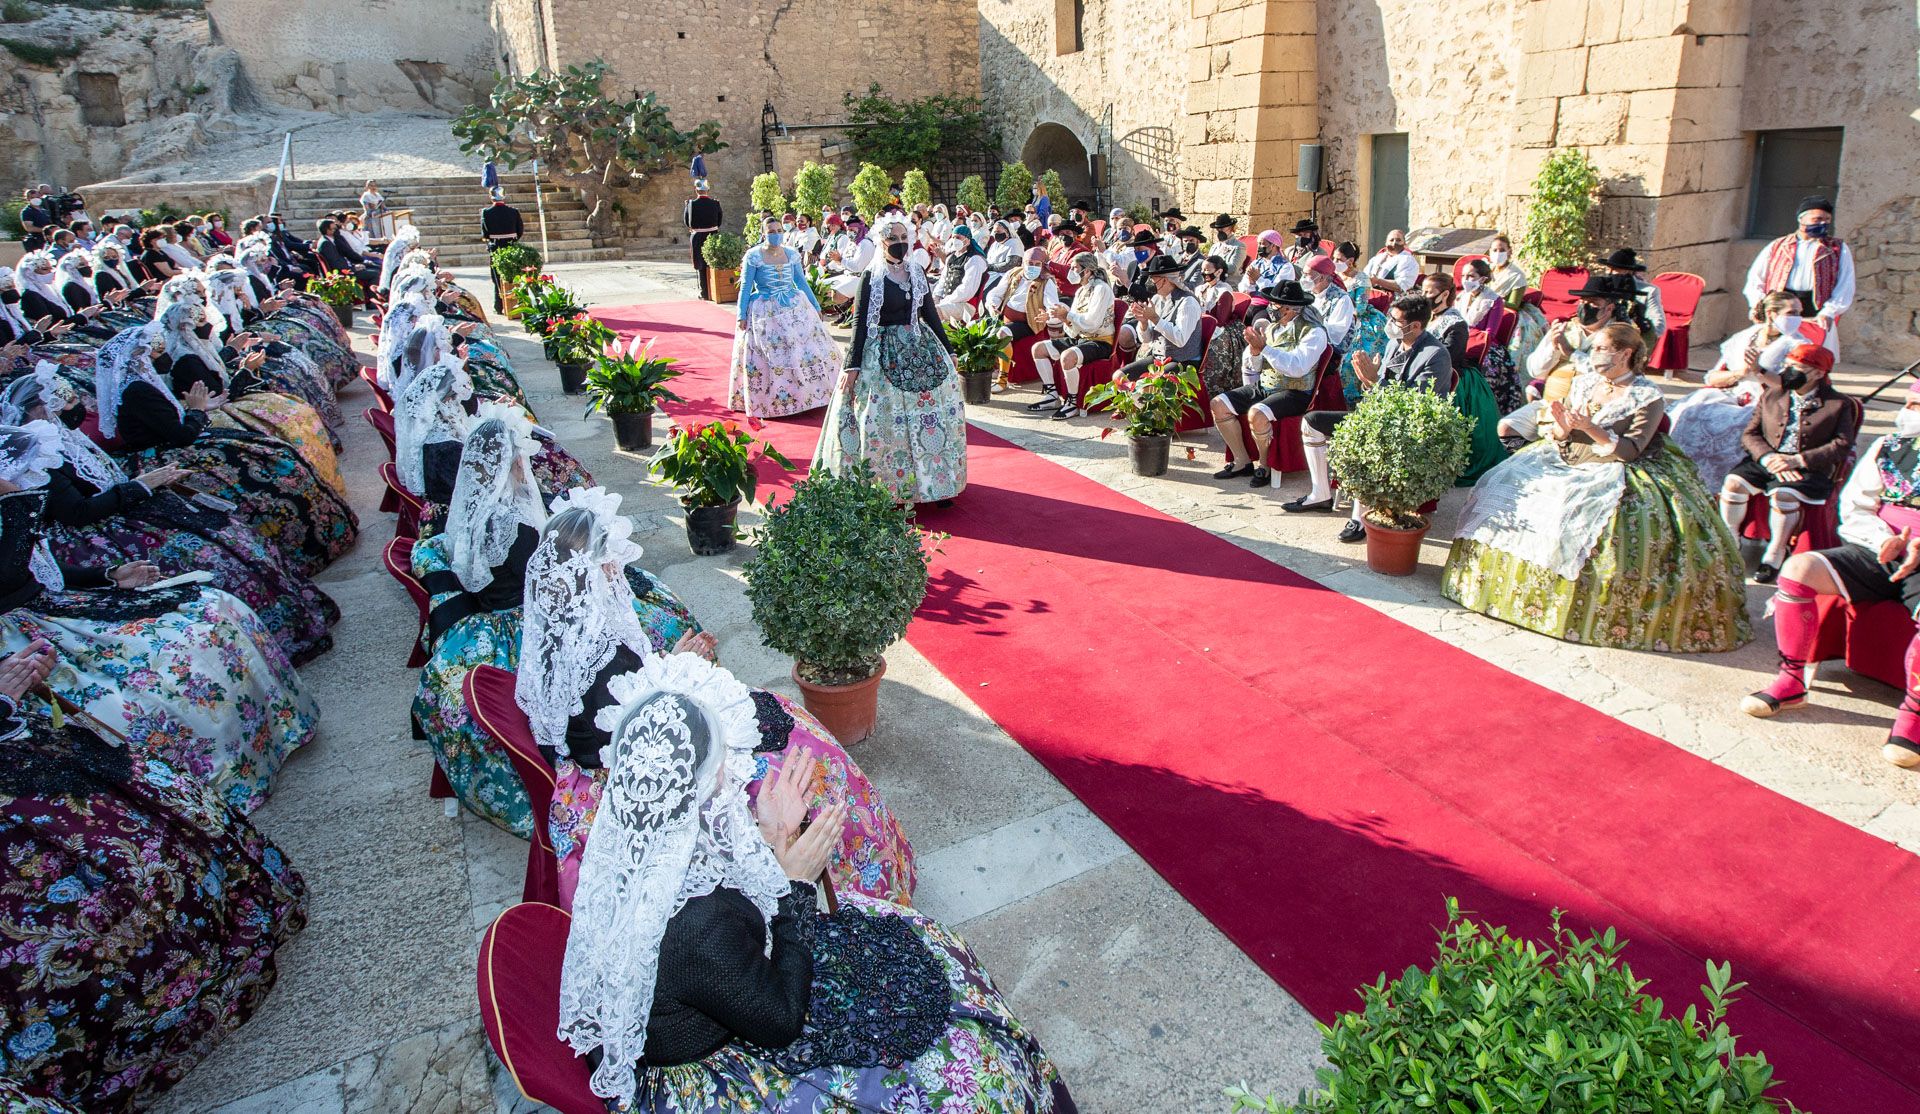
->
[154, 256, 1917, 1114]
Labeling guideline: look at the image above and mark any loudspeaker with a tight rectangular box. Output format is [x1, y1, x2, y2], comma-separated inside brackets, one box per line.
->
[1090, 153, 1107, 189]
[1298, 143, 1324, 195]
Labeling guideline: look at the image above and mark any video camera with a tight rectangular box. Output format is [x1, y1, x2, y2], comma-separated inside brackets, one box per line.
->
[45, 193, 86, 220]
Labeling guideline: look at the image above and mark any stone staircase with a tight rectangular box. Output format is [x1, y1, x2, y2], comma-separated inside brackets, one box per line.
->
[274, 173, 623, 267]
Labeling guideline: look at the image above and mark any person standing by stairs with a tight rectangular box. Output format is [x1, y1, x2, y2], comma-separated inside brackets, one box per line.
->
[684, 178, 723, 301]
[480, 186, 525, 313]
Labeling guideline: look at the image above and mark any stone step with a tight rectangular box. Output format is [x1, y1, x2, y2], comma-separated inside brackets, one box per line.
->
[282, 180, 554, 202]
[433, 246, 623, 266]
[430, 235, 603, 255]
[283, 173, 542, 191]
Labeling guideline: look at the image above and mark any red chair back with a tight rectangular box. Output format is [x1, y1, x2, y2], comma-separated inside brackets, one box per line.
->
[382, 536, 432, 668]
[1465, 330, 1490, 366]
[365, 407, 396, 460]
[476, 903, 603, 1114]
[1651, 271, 1704, 327]
[1796, 321, 1827, 348]
[1484, 300, 1515, 349]
[379, 460, 423, 540]
[359, 365, 395, 413]
[1090, 219, 1106, 240]
[464, 664, 561, 906]
[1367, 290, 1392, 313]
[1538, 267, 1589, 322]
[1452, 254, 1487, 288]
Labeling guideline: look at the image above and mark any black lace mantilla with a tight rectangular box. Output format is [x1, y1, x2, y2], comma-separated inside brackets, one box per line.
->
[0, 702, 132, 799]
[750, 690, 794, 754]
[34, 585, 202, 621]
[752, 907, 950, 1074]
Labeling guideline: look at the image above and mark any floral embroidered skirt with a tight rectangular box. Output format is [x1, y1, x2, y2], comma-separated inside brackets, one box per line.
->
[255, 348, 347, 448]
[255, 304, 359, 393]
[728, 298, 838, 418]
[122, 428, 359, 579]
[813, 323, 966, 503]
[210, 392, 347, 497]
[1441, 441, 1752, 652]
[0, 587, 318, 814]
[549, 694, 916, 910]
[1200, 319, 1248, 398]
[629, 895, 1070, 1114]
[0, 705, 306, 1113]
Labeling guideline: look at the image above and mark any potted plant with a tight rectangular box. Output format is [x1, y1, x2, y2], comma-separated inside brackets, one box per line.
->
[1083, 360, 1202, 476]
[1325, 382, 1471, 576]
[491, 243, 542, 314]
[547, 313, 615, 395]
[523, 281, 584, 349]
[587, 335, 685, 451]
[944, 316, 1006, 404]
[743, 461, 934, 743]
[304, 271, 362, 329]
[648, 419, 792, 555]
[700, 232, 746, 303]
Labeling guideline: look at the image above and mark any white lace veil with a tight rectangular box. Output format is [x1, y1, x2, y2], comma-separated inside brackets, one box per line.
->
[53, 251, 92, 304]
[393, 356, 474, 495]
[399, 313, 458, 394]
[0, 421, 74, 593]
[443, 405, 546, 593]
[0, 364, 125, 492]
[0, 268, 27, 334]
[205, 267, 254, 332]
[159, 302, 227, 375]
[13, 253, 69, 315]
[863, 217, 929, 339]
[558, 652, 789, 1107]
[378, 225, 421, 291]
[92, 241, 138, 292]
[93, 323, 178, 440]
[515, 487, 654, 754]
[376, 295, 428, 389]
[154, 273, 225, 339]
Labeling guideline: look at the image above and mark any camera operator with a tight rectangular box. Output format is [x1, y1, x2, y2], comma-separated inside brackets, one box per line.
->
[16, 187, 52, 252]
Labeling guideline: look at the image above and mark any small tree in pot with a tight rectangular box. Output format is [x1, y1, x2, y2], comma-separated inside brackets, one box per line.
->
[700, 231, 746, 303]
[490, 243, 542, 312]
[944, 316, 1006, 405]
[547, 313, 615, 395]
[587, 334, 685, 451]
[1084, 360, 1201, 476]
[647, 418, 792, 556]
[743, 461, 934, 744]
[1326, 382, 1471, 576]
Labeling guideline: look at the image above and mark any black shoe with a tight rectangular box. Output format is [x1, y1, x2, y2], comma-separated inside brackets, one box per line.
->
[1213, 463, 1254, 480]
[1248, 467, 1272, 488]
[1026, 393, 1061, 412]
[1337, 520, 1366, 543]
[1282, 495, 1334, 513]
[1754, 562, 1780, 585]
[1051, 403, 1081, 420]
[1499, 434, 1529, 453]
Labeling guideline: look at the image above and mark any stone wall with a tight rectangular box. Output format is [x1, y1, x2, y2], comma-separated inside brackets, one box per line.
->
[207, 0, 496, 114]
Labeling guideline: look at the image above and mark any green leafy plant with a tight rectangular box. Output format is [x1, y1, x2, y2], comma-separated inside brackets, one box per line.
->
[648, 418, 792, 511]
[700, 230, 746, 272]
[137, 202, 185, 230]
[839, 83, 997, 174]
[943, 316, 1006, 378]
[745, 171, 788, 238]
[303, 270, 362, 307]
[586, 334, 685, 415]
[452, 61, 723, 237]
[507, 270, 555, 316]
[2, 1, 36, 23]
[1227, 900, 1795, 1114]
[1, 198, 25, 239]
[517, 279, 583, 337]
[955, 174, 989, 215]
[1084, 360, 1200, 439]
[1125, 201, 1154, 227]
[994, 161, 1034, 214]
[791, 160, 837, 221]
[900, 168, 931, 211]
[848, 162, 893, 224]
[490, 242, 541, 281]
[546, 313, 615, 365]
[0, 37, 80, 64]
[804, 264, 838, 308]
[1036, 168, 1065, 207]
[1326, 381, 1471, 530]
[743, 460, 934, 686]
[1520, 147, 1602, 273]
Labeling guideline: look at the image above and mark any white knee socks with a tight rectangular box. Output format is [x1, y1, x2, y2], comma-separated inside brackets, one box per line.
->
[1719, 489, 1750, 536]
[1303, 436, 1332, 502]
[1763, 500, 1801, 567]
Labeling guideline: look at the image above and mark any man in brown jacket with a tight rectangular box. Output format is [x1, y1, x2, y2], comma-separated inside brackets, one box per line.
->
[1719, 342, 1860, 582]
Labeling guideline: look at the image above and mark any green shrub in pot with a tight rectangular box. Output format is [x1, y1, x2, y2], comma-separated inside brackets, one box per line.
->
[1325, 381, 1471, 530]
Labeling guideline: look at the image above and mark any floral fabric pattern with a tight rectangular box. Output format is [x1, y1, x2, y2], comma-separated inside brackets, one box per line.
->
[209, 392, 346, 496]
[814, 323, 967, 504]
[728, 297, 837, 418]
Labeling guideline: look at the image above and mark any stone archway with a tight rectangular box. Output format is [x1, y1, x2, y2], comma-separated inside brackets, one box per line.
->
[1020, 122, 1094, 200]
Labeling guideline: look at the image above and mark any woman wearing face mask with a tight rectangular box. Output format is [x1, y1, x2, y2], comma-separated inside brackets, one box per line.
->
[0, 266, 41, 346]
[984, 219, 1022, 277]
[932, 225, 988, 324]
[1032, 251, 1116, 417]
[1445, 321, 1749, 652]
[1485, 233, 1546, 369]
[1333, 241, 1390, 404]
[821, 216, 875, 321]
[1511, 273, 1642, 444]
[787, 212, 819, 262]
[726, 216, 838, 418]
[1456, 257, 1524, 413]
[1666, 291, 1810, 491]
[814, 217, 967, 504]
[13, 252, 110, 337]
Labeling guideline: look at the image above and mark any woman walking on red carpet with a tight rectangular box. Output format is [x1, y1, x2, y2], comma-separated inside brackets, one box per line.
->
[727, 216, 837, 418]
[813, 217, 967, 504]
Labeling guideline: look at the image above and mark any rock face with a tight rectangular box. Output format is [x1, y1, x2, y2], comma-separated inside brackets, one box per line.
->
[205, 0, 497, 115]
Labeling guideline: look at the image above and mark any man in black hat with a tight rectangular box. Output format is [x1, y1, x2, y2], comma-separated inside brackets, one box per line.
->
[1508, 272, 1642, 443]
[480, 185, 525, 312]
[1283, 218, 1322, 267]
[1289, 293, 1456, 542]
[1174, 226, 1208, 288]
[1158, 208, 1187, 255]
[1743, 195, 1852, 354]
[684, 178, 724, 300]
[1598, 247, 1665, 349]
[1111, 255, 1205, 411]
[1211, 278, 1329, 485]
[1114, 226, 1161, 289]
[1208, 214, 1247, 276]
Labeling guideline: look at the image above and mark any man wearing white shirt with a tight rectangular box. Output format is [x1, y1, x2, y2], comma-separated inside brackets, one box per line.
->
[1743, 195, 1853, 355]
[1116, 254, 1205, 382]
[1304, 256, 1354, 347]
[1363, 229, 1420, 295]
[1210, 280, 1328, 486]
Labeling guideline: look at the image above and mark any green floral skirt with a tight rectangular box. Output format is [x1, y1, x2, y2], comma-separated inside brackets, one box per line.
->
[1441, 441, 1751, 653]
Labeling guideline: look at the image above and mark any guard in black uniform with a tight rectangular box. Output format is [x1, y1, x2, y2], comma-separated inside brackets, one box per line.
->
[480, 186, 526, 312]
[683, 179, 723, 301]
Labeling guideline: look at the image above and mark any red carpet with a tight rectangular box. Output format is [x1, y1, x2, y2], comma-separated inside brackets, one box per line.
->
[596, 299, 1920, 1111]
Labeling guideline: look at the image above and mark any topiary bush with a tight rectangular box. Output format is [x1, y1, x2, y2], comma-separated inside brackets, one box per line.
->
[1520, 147, 1601, 273]
[745, 171, 787, 238]
[743, 461, 933, 686]
[490, 242, 542, 280]
[994, 161, 1034, 214]
[1228, 900, 1795, 1114]
[955, 173, 989, 215]
[1326, 381, 1471, 529]
[849, 162, 892, 224]
[900, 167, 931, 211]
[1036, 168, 1065, 207]
[700, 230, 746, 272]
[791, 160, 837, 221]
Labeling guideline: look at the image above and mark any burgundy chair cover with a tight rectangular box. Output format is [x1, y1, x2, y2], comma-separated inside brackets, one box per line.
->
[465, 664, 562, 907]
[378, 460, 423, 540]
[1812, 595, 1910, 691]
[365, 407, 397, 460]
[382, 536, 432, 669]
[1648, 271, 1706, 372]
[1537, 267, 1590, 323]
[476, 903, 604, 1114]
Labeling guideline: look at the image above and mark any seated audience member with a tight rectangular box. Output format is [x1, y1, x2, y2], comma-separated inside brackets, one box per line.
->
[1240, 230, 1294, 293]
[1668, 292, 1809, 489]
[139, 227, 181, 281]
[987, 246, 1063, 353]
[1445, 323, 1748, 652]
[1333, 240, 1391, 404]
[1509, 273, 1642, 445]
[1717, 343, 1859, 582]
[1114, 254, 1205, 384]
[1208, 213, 1247, 275]
[933, 226, 988, 323]
[1456, 257, 1525, 413]
[1741, 381, 1920, 769]
[1282, 219, 1323, 268]
[1363, 228, 1420, 295]
[313, 218, 379, 287]
[1174, 226, 1207, 287]
[1420, 272, 1469, 368]
[1211, 280, 1328, 486]
[1193, 255, 1234, 314]
[1030, 251, 1117, 420]
[1110, 226, 1159, 290]
[1597, 247, 1665, 350]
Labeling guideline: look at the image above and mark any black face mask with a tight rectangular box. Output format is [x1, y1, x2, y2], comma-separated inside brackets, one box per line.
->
[991, 231, 1008, 242]
[885, 242, 909, 262]
[58, 405, 85, 430]
[1778, 368, 1808, 392]
[0, 291, 17, 304]
[76, 266, 92, 277]
[193, 322, 215, 339]
[1577, 304, 1603, 327]
[1298, 235, 1316, 247]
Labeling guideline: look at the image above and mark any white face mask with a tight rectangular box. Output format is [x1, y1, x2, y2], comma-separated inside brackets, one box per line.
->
[1898, 410, 1920, 438]
[1332, 259, 1349, 274]
[1462, 276, 1483, 293]
[1024, 264, 1042, 280]
[1066, 268, 1082, 285]
[946, 238, 966, 255]
[1489, 250, 1510, 266]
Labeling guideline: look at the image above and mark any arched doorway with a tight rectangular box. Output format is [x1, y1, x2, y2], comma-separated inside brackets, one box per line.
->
[1020, 123, 1094, 200]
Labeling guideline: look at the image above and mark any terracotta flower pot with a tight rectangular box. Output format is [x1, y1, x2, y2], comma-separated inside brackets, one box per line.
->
[685, 500, 739, 555]
[1363, 517, 1430, 576]
[1127, 433, 1171, 476]
[793, 658, 886, 745]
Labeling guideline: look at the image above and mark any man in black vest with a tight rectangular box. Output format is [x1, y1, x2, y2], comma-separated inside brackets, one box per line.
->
[480, 187, 526, 312]
[684, 179, 723, 300]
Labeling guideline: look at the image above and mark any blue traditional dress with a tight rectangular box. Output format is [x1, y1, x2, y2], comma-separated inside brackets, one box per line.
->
[729, 244, 838, 417]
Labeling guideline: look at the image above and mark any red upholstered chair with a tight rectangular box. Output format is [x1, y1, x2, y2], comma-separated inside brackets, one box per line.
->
[1648, 271, 1705, 372]
[1090, 218, 1106, 240]
[1810, 595, 1912, 691]
[477, 903, 604, 1114]
[1488, 300, 1518, 349]
[379, 460, 424, 540]
[365, 407, 396, 461]
[1465, 330, 1490, 366]
[1171, 315, 1220, 432]
[465, 664, 562, 907]
[1538, 267, 1589, 322]
[1452, 254, 1487, 287]
[383, 536, 432, 669]
[1367, 290, 1392, 313]
[1737, 395, 1860, 556]
[359, 365, 394, 413]
[1219, 347, 1343, 473]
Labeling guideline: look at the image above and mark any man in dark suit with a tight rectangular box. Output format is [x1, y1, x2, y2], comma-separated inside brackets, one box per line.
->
[683, 179, 723, 300]
[314, 217, 379, 289]
[264, 214, 317, 281]
[481, 187, 526, 311]
[1720, 343, 1860, 582]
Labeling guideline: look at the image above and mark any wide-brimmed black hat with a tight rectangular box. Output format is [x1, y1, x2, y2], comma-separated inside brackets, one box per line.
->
[1053, 219, 1084, 237]
[1209, 213, 1237, 229]
[1127, 227, 1160, 247]
[1569, 273, 1641, 300]
[1070, 198, 1093, 211]
[1261, 279, 1314, 307]
[1600, 247, 1646, 271]
[1288, 218, 1319, 234]
[1796, 195, 1834, 216]
[1177, 225, 1204, 240]
[1141, 254, 1187, 278]
[1160, 208, 1185, 221]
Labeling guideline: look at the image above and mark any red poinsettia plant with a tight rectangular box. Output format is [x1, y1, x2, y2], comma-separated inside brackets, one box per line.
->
[1083, 358, 1201, 438]
[648, 418, 794, 509]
